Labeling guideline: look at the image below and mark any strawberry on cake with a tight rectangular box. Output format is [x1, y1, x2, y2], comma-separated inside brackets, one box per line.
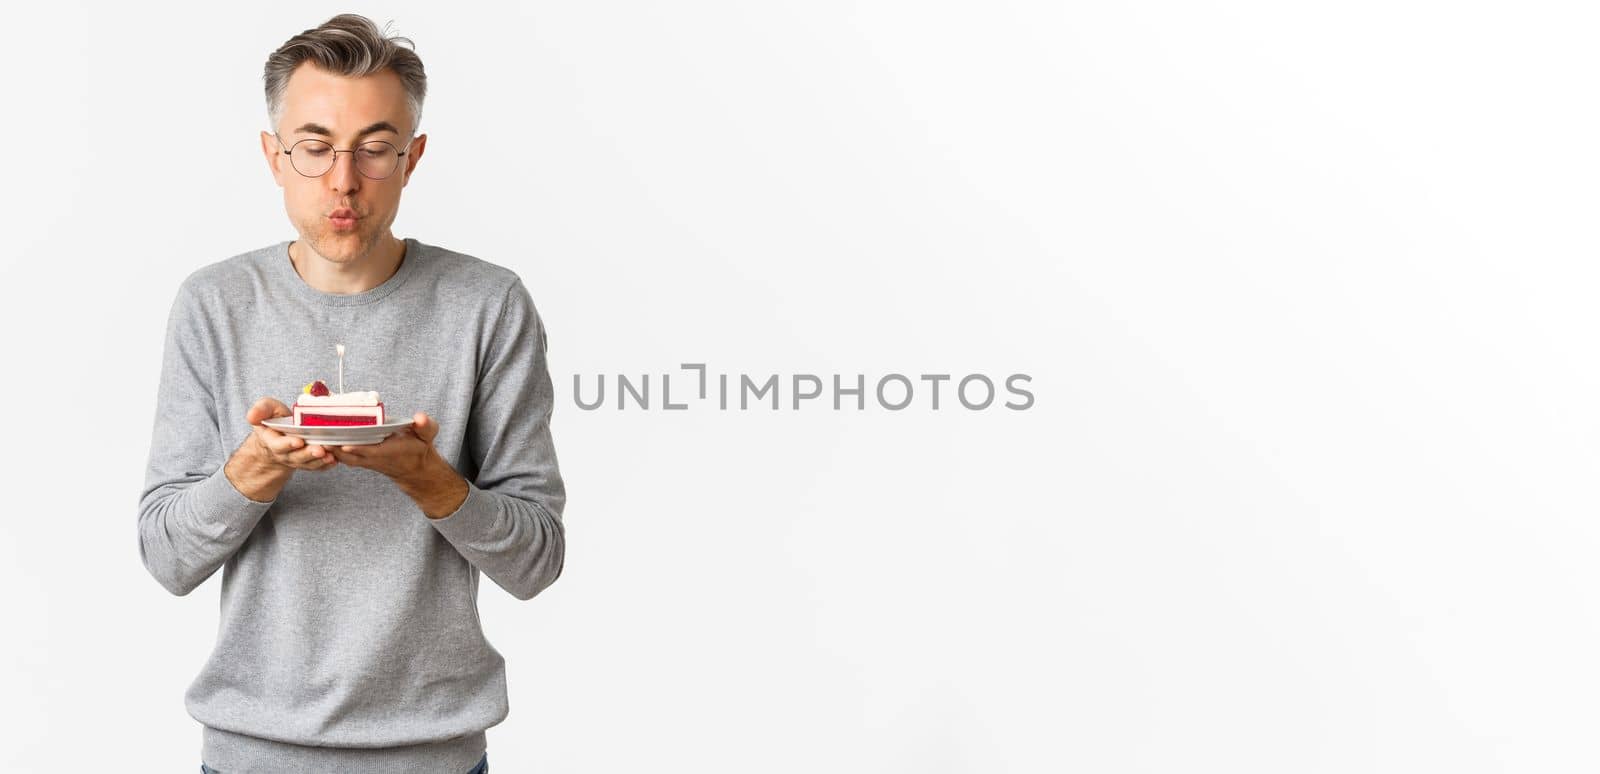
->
[293, 379, 386, 426]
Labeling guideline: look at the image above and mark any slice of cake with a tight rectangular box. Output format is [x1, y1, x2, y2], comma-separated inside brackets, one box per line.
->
[293, 379, 386, 426]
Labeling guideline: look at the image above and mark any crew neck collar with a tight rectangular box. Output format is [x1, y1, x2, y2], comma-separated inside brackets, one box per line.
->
[274, 236, 421, 307]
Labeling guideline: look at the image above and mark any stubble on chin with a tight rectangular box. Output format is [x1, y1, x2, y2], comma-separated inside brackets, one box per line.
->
[301, 221, 382, 263]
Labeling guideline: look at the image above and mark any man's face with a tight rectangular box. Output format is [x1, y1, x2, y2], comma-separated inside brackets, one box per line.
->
[260, 62, 427, 263]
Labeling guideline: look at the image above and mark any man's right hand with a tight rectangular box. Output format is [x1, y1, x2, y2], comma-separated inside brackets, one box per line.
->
[224, 397, 337, 502]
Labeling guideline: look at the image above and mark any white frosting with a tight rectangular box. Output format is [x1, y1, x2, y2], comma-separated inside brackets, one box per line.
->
[296, 391, 380, 406]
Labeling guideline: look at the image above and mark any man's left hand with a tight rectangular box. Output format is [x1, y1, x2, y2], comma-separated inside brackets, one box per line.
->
[330, 412, 470, 518]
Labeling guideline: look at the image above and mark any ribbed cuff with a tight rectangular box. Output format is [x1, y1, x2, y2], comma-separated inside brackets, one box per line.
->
[426, 481, 495, 542]
[193, 465, 275, 540]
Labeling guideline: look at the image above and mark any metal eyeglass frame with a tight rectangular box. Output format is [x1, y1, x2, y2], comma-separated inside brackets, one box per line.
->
[273, 134, 414, 180]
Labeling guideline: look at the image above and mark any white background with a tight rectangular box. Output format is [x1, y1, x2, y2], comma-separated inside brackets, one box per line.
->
[0, 1, 1592, 772]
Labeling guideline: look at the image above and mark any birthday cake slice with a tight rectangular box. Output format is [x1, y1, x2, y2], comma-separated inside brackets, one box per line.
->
[293, 379, 386, 426]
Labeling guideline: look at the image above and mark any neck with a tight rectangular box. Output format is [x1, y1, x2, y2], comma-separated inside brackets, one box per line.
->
[289, 233, 406, 295]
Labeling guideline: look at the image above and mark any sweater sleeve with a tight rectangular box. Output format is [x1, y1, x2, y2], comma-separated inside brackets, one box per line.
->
[427, 279, 568, 601]
[137, 280, 275, 596]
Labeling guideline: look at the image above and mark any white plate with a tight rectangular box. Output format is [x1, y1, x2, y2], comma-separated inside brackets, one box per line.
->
[261, 417, 414, 446]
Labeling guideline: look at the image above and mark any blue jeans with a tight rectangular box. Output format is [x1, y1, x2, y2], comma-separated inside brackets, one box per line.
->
[201, 752, 487, 773]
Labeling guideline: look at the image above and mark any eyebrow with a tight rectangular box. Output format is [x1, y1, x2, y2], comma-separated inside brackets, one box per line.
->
[292, 120, 402, 139]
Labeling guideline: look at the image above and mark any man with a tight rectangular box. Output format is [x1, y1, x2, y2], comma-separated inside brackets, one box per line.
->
[138, 15, 566, 773]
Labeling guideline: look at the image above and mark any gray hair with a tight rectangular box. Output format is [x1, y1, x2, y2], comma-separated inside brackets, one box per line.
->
[263, 14, 428, 136]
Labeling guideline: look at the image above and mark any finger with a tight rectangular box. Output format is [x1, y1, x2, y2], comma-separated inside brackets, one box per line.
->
[310, 446, 337, 467]
[294, 450, 331, 468]
[292, 444, 331, 466]
[250, 427, 287, 458]
[250, 421, 288, 448]
[253, 424, 285, 445]
[330, 448, 364, 467]
[266, 434, 306, 455]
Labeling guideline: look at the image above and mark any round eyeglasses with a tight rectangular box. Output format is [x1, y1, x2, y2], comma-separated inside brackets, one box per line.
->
[274, 135, 413, 180]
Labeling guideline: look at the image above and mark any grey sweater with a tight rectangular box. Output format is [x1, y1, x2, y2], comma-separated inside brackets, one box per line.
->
[138, 237, 567, 773]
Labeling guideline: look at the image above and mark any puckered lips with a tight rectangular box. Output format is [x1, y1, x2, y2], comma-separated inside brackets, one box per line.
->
[329, 207, 360, 231]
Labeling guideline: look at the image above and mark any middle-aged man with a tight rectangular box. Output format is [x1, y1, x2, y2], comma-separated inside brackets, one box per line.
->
[138, 15, 566, 773]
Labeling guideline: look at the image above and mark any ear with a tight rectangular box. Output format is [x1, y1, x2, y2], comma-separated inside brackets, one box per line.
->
[400, 133, 427, 187]
[260, 131, 286, 186]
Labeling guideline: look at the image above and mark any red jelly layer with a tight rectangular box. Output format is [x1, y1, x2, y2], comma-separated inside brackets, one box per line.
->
[300, 414, 380, 426]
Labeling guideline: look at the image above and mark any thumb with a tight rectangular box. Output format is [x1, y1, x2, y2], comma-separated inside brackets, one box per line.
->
[247, 398, 291, 425]
[413, 411, 439, 442]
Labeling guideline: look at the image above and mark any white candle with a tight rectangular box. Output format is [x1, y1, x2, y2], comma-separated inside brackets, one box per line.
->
[336, 344, 345, 395]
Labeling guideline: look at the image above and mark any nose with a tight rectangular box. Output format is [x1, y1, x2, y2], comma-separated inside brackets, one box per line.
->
[326, 149, 362, 194]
